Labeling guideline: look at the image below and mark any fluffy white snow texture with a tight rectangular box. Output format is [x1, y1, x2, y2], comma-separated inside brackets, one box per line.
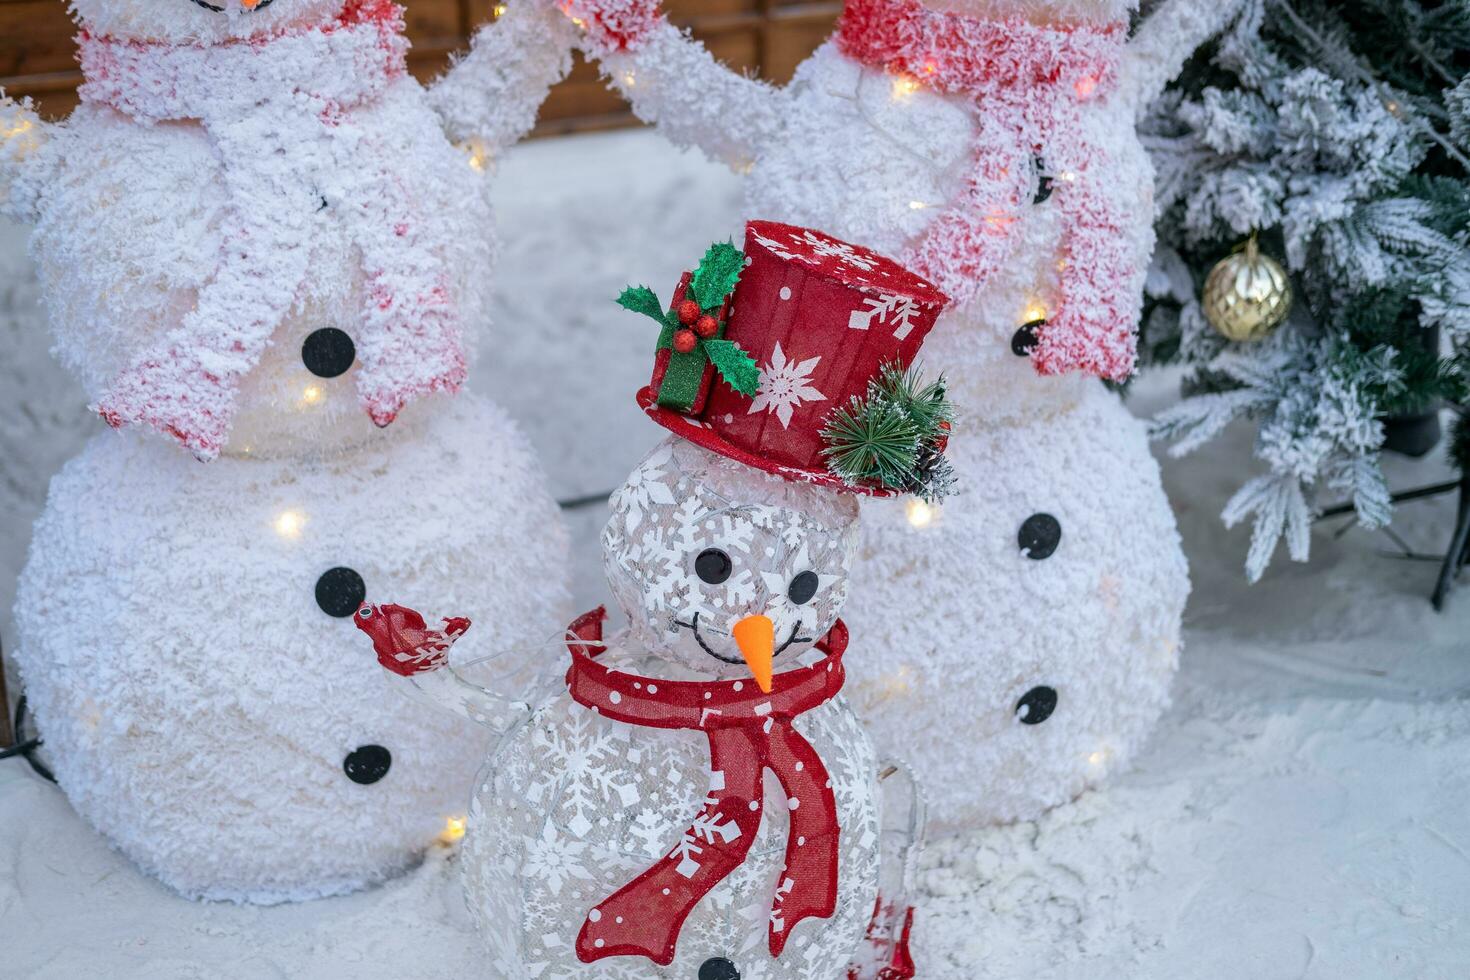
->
[849, 382, 1189, 827]
[14, 393, 569, 903]
[1, 127, 1466, 980]
[6, 0, 576, 457]
[69, 0, 345, 44]
[4, 0, 580, 901]
[587, 2, 1232, 825]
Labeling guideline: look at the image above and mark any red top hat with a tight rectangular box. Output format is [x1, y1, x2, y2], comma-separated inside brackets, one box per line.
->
[634, 221, 950, 495]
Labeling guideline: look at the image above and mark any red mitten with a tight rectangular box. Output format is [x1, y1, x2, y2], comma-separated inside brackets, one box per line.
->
[558, 0, 661, 54]
[354, 603, 470, 676]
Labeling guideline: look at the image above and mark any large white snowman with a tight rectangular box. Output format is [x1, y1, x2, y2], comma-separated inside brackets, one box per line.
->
[556, 0, 1236, 827]
[4, 0, 575, 901]
[355, 225, 946, 978]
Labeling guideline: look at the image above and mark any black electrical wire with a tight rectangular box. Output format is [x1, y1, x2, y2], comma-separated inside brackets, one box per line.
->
[11, 694, 55, 784]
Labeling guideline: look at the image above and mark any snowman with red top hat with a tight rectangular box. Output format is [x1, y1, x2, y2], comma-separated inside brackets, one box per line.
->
[355, 221, 950, 979]
[527, 0, 1219, 831]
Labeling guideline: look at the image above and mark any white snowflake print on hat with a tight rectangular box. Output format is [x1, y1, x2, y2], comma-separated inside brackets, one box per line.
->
[748, 343, 826, 429]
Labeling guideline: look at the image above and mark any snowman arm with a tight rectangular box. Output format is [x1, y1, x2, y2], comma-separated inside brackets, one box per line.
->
[427, 1, 579, 154]
[589, 19, 791, 171]
[399, 665, 533, 734]
[0, 95, 53, 223]
[1117, 0, 1247, 117]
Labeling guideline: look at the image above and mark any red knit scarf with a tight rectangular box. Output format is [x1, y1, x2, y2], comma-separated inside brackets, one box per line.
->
[76, 0, 466, 458]
[837, 0, 1137, 380]
[565, 607, 847, 966]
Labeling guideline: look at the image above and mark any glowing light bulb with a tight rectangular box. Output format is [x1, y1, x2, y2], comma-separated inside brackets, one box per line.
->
[2, 111, 41, 160]
[1058, 171, 1077, 183]
[440, 815, 468, 843]
[1075, 76, 1098, 99]
[2, 116, 33, 140]
[906, 499, 936, 529]
[493, 3, 508, 16]
[457, 138, 490, 173]
[891, 74, 921, 100]
[622, 71, 636, 88]
[1023, 299, 1049, 323]
[301, 385, 323, 406]
[909, 201, 929, 211]
[274, 510, 305, 539]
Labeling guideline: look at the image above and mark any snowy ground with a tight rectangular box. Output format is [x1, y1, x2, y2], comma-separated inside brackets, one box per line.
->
[2, 129, 1468, 979]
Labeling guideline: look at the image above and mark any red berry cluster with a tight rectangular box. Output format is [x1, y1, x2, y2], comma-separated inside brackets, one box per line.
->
[673, 299, 720, 354]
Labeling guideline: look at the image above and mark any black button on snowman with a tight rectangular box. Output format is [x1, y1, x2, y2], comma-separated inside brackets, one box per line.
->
[343, 745, 392, 785]
[316, 566, 367, 618]
[301, 327, 357, 379]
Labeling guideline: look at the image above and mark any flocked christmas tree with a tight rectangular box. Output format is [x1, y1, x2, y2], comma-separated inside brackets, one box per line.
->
[1141, 0, 1470, 598]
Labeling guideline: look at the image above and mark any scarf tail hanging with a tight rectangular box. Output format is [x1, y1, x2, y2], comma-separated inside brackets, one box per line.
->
[836, 0, 1139, 381]
[565, 610, 847, 965]
[77, 2, 466, 456]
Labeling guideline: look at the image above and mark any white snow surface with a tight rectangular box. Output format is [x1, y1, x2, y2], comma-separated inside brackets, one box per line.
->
[2, 129, 1468, 977]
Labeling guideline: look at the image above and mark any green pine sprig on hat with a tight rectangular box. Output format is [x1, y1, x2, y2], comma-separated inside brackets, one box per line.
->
[618, 242, 760, 411]
[820, 361, 957, 502]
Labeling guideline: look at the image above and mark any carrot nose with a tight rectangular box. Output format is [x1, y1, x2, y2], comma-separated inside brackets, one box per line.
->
[732, 615, 775, 694]
[241, 0, 261, 9]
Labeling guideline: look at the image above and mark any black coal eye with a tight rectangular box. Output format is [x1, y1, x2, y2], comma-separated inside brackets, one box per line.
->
[1015, 686, 1058, 725]
[787, 570, 819, 605]
[695, 549, 732, 585]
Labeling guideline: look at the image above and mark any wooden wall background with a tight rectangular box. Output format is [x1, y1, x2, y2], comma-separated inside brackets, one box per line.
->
[0, 0, 842, 133]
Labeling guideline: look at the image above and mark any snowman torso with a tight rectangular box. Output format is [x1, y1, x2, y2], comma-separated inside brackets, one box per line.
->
[14, 393, 569, 901]
[464, 646, 880, 980]
[747, 40, 1156, 418]
[28, 80, 491, 453]
[734, 41, 1187, 828]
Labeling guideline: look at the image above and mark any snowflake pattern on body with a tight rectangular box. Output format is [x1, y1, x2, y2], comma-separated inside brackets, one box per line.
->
[466, 674, 880, 980]
[434, 439, 893, 977]
[748, 343, 827, 429]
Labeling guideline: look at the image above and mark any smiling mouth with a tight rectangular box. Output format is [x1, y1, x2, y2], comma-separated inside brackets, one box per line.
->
[676, 612, 809, 665]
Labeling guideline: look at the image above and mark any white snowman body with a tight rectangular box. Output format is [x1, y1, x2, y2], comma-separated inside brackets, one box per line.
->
[464, 656, 878, 980]
[6, 1, 576, 900]
[411, 439, 888, 978]
[588, 0, 1216, 827]
[14, 394, 569, 903]
[740, 39, 1187, 829]
[24, 82, 487, 456]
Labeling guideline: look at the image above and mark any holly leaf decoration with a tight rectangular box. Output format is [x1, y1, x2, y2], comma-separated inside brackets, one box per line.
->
[691, 242, 746, 311]
[704, 339, 760, 396]
[618, 285, 669, 324]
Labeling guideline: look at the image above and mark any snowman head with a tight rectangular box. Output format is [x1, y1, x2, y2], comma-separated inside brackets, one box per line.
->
[915, 0, 1134, 24]
[602, 438, 859, 690]
[70, 0, 347, 43]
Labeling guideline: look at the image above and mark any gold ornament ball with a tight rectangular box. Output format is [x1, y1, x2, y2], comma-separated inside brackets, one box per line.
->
[1202, 237, 1293, 342]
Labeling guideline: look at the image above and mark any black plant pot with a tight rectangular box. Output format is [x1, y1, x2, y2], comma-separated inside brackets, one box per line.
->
[1380, 323, 1444, 458]
[1383, 410, 1443, 457]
